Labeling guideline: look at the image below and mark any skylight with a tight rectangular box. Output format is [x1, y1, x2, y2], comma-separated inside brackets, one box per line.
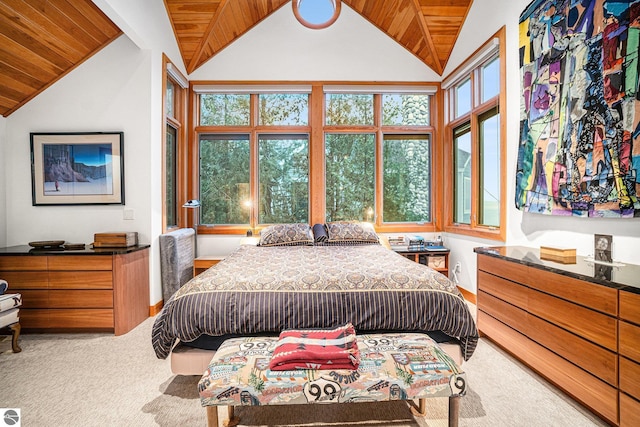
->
[293, 0, 341, 29]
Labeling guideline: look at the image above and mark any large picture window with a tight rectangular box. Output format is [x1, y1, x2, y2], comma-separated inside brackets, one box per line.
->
[325, 133, 375, 221]
[190, 84, 437, 233]
[259, 134, 309, 223]
[443, 29, 505, 241]
[383, 135, 431, 223]
[199, 134, 250, 225]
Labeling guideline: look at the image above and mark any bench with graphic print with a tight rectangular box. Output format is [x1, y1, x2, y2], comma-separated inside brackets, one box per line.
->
[198, 332, 466, 427]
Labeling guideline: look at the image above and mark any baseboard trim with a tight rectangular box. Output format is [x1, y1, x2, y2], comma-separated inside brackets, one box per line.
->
[150, 300, 163, 316]
[457, 286, 477, 304]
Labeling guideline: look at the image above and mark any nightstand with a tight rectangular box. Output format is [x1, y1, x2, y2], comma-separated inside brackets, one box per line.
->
[194, 256, 225, 276]
[394, 248, 450, 276]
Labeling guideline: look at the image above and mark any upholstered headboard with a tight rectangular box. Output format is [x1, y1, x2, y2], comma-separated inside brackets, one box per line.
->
[159, 228, 195, 302]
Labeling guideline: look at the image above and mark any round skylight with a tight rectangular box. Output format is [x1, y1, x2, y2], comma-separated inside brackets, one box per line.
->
[293, 0, 341, 29]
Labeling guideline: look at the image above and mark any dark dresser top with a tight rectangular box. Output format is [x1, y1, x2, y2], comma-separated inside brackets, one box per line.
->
[0, 244, 150, 256]
[474, 245, 640, 294]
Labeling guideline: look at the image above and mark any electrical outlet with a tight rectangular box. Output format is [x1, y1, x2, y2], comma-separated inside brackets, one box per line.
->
[454, 262, 462, 274]
[123, 208, 135, 220]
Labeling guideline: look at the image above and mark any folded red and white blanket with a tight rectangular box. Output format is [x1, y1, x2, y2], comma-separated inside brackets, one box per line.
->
[269, 323, 360, 371]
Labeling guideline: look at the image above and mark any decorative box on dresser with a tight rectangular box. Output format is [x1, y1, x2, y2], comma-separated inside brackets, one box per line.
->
[0, 244, 150, 336]
[475, 246, 640, 426]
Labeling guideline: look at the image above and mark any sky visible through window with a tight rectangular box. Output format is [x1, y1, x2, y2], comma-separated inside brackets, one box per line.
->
[298, 0, 335, 25]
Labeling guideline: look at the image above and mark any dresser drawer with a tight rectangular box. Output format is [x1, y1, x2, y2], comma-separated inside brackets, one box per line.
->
[0, 256, 47, 271]
[477, 270, 528, 308]
[17, 309, 49, 328]
[527, 267, 617, 316]
[480, 290, 617, 385]
[620, 356, 640, 400]
[620, 393, 640, 427]
[620, 290, 640, 325]
[47, 255, 112, 271]
[15, 290, 49, 308]
[0, 271, 48, 289]
[47, 309, 114, 328]
[478, 255, 530, 285]
[49, 290, 113, 308]
[620, 321, 640, 361]
[48, 271, 113, 289]
[527, 286, 617, 351]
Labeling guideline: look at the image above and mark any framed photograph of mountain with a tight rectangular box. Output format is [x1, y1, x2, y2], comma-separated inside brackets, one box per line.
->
[30, 132, 124, 205]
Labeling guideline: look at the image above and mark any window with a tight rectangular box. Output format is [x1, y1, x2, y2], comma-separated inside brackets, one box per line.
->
[453, 124, 471, 224]
[162, 56, 187, 232]
[325, 93, 373, 126]
[325, 133, 375, 221]
[199, 134, 250, 225]
[443, 30, 505, 240]
[259, 134, 309, 223]
[200, 94, 250, 126]
[323, 87, 434, 229]
[383, 135, 431, 223]
[292, 0, 341, 29]
[165, 124, 177, 227]
[194, 87, 311, 230]
[190, 84, 437, 233]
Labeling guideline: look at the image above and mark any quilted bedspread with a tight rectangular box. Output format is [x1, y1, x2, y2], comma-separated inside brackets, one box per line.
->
[151, 245, 478, 360]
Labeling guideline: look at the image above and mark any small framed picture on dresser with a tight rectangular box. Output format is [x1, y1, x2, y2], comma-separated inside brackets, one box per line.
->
[30, 132, 125, 205]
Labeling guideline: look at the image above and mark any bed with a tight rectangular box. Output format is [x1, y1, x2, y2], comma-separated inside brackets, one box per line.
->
[152, 222, 478, 367]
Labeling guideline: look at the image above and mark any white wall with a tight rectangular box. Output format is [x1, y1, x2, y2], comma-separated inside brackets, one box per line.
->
[92, 0, 186, 305]
[190, 4, 440, 81]
[0, 116, 6, 247]
[4, 35, 152, 248]
[442, 0, 640, 293]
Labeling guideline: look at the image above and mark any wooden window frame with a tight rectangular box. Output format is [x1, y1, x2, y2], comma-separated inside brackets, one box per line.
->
[443, 28, 507, 241]
[162, 54, 188, 232]
[188, 82, 442, 235]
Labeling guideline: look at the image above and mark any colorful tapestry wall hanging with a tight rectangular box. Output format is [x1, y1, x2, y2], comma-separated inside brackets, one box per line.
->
[516, 0, 640, 217]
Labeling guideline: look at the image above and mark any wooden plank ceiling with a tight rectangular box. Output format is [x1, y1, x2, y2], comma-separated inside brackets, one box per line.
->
[167, 0, 474, 75]
[0, 0, 122, 117]
[0, 0, 472, 117]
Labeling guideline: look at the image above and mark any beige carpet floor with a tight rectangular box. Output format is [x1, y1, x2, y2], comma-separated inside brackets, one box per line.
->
[0, 316, 607, 427]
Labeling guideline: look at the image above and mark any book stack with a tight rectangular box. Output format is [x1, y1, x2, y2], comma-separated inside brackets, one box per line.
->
[408, 235, 425, 251]
[93, 232, 138, 248]
[387, 235, 406, 250]
[539, 245, 576, 264]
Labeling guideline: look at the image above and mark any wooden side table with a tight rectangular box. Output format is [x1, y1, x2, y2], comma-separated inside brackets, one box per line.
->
[394, 248, 450, 276]
[194, 256, 225, 276]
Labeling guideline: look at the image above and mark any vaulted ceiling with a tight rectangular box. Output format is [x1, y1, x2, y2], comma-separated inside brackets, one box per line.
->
[0, 0, 473, 117]
[165, 0, 474, 74]
[0, 0, 121, 117]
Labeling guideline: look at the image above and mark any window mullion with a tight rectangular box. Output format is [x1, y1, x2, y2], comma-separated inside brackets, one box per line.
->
[470, 112, 480, 228]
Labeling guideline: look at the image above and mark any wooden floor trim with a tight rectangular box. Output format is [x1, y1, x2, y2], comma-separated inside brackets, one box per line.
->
[150, 300, 163, 316]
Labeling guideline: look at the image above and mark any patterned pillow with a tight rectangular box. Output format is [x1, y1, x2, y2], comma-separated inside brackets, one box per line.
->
[258, 223, 314, 246]
[325, 221, 380, 245]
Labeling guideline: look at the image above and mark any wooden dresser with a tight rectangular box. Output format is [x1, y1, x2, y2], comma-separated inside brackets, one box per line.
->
[475, 246, 639, 426]
[0, 245, 150, 336]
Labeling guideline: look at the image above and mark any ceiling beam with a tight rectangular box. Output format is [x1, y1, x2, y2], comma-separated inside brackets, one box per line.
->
[186, 0, 230, 74]
[409, 0, 442, 75]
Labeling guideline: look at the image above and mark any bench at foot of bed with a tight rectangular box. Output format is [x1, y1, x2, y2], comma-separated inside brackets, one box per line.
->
[199, 333, 466, 427]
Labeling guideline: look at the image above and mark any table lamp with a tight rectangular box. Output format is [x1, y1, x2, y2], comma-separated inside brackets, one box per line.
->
[182, 199, 200, 258]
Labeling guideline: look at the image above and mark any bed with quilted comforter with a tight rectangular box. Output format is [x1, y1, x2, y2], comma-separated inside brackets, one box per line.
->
[151, 243, 478, 361]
